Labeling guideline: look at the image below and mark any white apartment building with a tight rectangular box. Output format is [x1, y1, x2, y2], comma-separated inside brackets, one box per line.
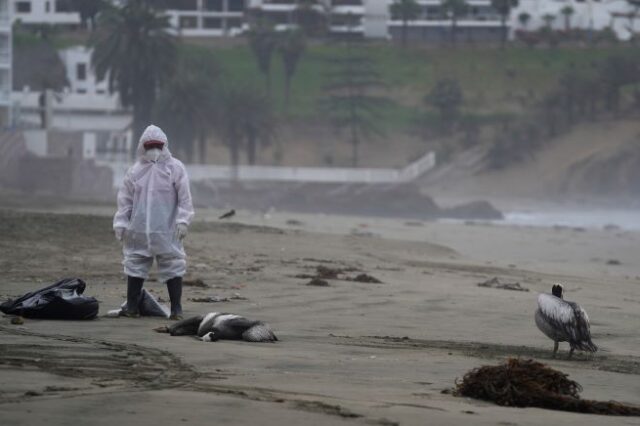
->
[0, 0, 11, 127]
[161, 0, 250, 36]
[12, 0, 80, 25]
[387, 0, 504, 43]
[511, 0, 639, 40]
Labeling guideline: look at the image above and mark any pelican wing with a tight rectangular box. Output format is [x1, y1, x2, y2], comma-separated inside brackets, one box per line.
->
[537, 293, 596, 351]
[242, 322, 278, 342]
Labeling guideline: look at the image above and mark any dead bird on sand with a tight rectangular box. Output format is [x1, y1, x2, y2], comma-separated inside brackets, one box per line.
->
[155, 312, 277, 342]
[535, 284, 597, 359]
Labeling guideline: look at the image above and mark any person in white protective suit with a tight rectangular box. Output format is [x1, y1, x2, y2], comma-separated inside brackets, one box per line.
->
[113, 125, 194, 320]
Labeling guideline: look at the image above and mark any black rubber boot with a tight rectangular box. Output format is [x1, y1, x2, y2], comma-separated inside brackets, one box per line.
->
[124, 276, 144, 317]
[166, 276, 183, 320]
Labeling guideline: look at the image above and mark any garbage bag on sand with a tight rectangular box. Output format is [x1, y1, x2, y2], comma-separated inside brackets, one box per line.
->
[0, 278, 99, 320]
[107, 289, 169, 318]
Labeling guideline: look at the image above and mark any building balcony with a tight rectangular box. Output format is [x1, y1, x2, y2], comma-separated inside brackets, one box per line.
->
[331, 5, 364, 15]
[418, 0, 493, 5]
[388, 19, 504, 28]
[329, 24, 364, 33]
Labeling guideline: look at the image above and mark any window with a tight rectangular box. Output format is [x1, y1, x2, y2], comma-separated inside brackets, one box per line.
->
[226, 18, 242, 29]
[55, 0, 73, 12]
[166, 0, 198, 10]
[96, 89, 106, 94]
[204, 0, 223, 11]
[228, 0, 245, 12]
[76, 88, 87, 94]
[203, 18, 222, 29]
[15, 1, 31, 13]
[179, 16, 198, 28]
[76, 63, 87, 81]
[45, 1, 50, 12]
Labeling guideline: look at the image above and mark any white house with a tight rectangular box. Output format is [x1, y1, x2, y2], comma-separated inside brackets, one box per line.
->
[12, 0, 80, 25]
[13, 45, 132, 162]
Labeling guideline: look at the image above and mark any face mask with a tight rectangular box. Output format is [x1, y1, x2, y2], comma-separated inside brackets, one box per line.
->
[144, 148, 162, 162]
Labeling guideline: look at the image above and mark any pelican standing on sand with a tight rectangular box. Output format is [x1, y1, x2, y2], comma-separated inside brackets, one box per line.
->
[535, 284, 597, 358]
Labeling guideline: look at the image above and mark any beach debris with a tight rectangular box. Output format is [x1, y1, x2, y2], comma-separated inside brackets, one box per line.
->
[404, 221, 424, 227]
[346, 274, 383, 284]
[604, 224, 621, 231]
[286, 219, 304, 226]
[190, 293, 247, 303]
[297, 265, 383, 284]
[453, 358, 640, 416]
[296, 265, 347, 280]
[219, 209, 236, 220]
[306, 278, 330, 287]
[477, 277, 529, 292]
[10, 316, 24, 325]
[183, 278, 209, 288]
[24, 390, 43, 397]
[606, 259, 622, 266]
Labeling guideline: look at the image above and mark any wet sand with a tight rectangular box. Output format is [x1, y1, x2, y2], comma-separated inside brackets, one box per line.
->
[0, 208, 639, 425]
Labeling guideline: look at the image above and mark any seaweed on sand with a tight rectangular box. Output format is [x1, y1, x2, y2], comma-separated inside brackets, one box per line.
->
[454, 358, 640, 416]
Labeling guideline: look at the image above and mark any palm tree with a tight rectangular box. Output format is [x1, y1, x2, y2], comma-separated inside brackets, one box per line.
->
[241, 91, 278, 165]
[217, 85, 277, 173]
[389, 0, 422, 47]
[154, 48, 219, 164]
[542, 13, 556, 29]
[90, 0, 177, 156]
[491, 0, 519, 48]
[425, 78, 464, 134]
[293, 0, 327, 37]
[278, 29, 306, 112]
[561, 5, 575, 31]
[247, 19, 278, 95]
[627, 0, 640, 40]
[71, 0, 109, 31]
[518, 11, 531, 30]
[441, 0, 469, 46]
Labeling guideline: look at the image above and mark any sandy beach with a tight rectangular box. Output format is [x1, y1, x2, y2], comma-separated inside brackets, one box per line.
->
[1, 207, 639, 426]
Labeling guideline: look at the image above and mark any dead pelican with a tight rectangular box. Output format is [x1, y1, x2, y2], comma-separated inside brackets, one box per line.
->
[160, 312, 277, 343]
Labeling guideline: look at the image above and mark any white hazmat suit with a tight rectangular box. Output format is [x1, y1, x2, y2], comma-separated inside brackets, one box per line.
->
[113, 125, 194, 282]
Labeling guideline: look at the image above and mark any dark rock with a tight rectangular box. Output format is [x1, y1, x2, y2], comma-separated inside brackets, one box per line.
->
[306, 278, 330, 287]
[443, 200, 504, 220]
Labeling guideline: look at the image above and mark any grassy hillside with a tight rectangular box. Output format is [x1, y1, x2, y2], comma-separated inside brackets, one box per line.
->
[207, 42, 636, 129]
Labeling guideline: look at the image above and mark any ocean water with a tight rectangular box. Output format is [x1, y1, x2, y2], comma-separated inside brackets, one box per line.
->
[501, 210, 640, 231]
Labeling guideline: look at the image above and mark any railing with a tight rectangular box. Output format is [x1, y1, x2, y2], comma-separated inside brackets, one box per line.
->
[101, 151, 436, 188]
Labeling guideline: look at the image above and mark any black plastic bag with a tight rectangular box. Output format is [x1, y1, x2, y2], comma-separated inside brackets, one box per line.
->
[0, 278, 99, 320]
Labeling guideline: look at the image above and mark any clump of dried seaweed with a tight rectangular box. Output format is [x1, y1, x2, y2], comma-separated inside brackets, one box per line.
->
[454, 358, 640, 416]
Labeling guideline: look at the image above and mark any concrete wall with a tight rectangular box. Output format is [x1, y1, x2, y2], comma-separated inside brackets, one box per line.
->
[103, 151, 436, 189]
[17, 156, 113, 197]
[0, 130, 25, 187]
